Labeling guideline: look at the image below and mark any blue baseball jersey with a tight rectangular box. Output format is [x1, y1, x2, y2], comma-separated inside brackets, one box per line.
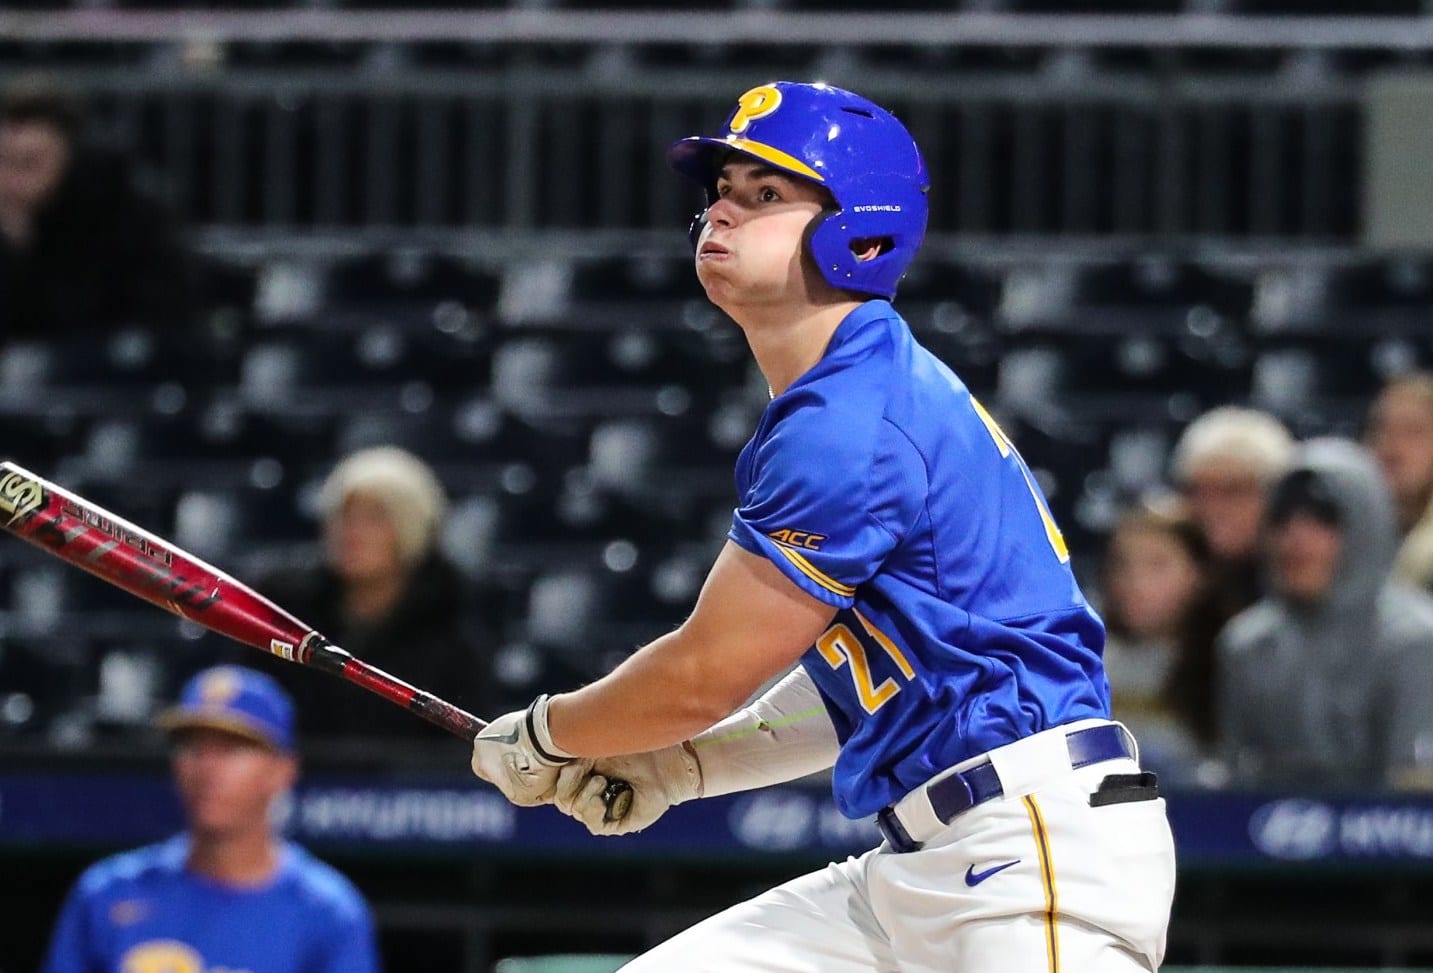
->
[42, 834, 380, 973]
[728, 300, 1110, 819]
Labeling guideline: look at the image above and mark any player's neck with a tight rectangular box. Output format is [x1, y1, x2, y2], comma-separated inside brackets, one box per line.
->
[187, 828, 282, 887]
[738, 299, 864, 398]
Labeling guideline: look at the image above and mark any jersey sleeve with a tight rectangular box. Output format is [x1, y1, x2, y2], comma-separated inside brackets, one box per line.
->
[306, 870, 382, 973]
[729, 409, 923, 608]
[41, 880, 100, 973]
[327, 919, 380, 973]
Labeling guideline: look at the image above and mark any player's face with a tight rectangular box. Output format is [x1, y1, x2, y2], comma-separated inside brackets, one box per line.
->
[1181, 458, 1266, 561]
[1267, 513, 1342, 603]
[328, 492, 404, 584]
[171, 728, 295, 840]
[694, 160, 830, 309]
[1104, 527, 1202, 639]
[1366, 386, 1433, 509]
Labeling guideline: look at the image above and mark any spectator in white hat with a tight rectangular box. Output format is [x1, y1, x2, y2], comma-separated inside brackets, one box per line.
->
[254, 446, 495, 747]
[1170, 405, 1296, 620]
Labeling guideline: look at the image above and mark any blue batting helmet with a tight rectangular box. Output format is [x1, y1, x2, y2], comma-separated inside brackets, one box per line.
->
[667, 81, 930, 301]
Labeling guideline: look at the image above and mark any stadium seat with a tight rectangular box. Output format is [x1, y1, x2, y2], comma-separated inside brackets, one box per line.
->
[904, 302, 1004, 394]
[523, 561, 681, 676]
[584, 413, 737, 513]
[238, 333, 429, 416]
[999, 257, 1256, 332]
[53, 407, 325, 494]
[489, 334, 687, 423]
[569, 255, 702, 303]
[1227, 0, 1421, 12]
[0, 632, 95, 742]
[334, 408, 469, 465]
[170, 484, 312, 562]
[897, 259, 1003, 314]
[1249, 256, 1433, 334]
[3, 413, 85, 472]
[325, 251, 503, 308]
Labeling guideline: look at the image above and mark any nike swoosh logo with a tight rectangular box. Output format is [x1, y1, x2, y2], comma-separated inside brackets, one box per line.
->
[965, 860, 1020, 886]
[475, 727, 521, 745]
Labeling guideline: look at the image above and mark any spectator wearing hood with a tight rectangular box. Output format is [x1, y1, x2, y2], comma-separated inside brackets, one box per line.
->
[1218, 438, 1433, 791]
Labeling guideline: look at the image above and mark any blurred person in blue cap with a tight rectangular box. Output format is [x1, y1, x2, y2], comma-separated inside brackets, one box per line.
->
[40, 665, 381, 973]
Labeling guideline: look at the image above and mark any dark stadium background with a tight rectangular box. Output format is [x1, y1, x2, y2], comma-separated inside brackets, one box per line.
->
[4, 3, 1433, 971]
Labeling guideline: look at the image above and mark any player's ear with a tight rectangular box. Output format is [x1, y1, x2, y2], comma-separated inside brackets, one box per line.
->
[850, 237, 890, 263]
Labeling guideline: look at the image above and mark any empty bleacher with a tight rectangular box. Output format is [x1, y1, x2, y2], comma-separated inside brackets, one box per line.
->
[5, 242, 1422, 748]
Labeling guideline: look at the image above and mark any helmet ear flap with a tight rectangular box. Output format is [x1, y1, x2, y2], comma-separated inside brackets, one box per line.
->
[807, 171, 927, 300]
[807, 212, 864, 296]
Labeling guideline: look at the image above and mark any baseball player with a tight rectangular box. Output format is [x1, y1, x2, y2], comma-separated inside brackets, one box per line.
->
[42, 667, 379, 973]
[471, 81, 1176, 972]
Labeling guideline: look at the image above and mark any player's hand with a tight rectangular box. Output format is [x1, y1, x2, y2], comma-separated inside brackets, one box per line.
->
[554, 743, 702, 836]
[470, 696, 579, 807]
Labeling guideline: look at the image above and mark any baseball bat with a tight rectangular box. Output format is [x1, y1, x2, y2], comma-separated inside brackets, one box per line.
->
[0, 460, 632, 823]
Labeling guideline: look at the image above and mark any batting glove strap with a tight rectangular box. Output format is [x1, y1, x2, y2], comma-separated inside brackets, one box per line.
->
[526, 694, 576, 764]
[668, 740, 705, 804]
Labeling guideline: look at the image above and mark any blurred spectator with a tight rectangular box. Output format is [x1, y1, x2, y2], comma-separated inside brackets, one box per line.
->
[1218, 439, 1433, 791]
[254, 446, 497, 747]
[41, 666, 379, 973]
[1170, 405, 1295, 620]
[0, 75, 195, 341]
[1365, 372, 1433, 591]
[1098, 505, 1223, 784]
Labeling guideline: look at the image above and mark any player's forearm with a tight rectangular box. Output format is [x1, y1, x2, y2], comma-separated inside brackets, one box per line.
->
[692, 667, 840, 796]
[547, 629, 756, 757]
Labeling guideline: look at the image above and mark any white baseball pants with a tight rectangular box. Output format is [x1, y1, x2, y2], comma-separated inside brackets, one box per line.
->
[620, 733, 1176, 972]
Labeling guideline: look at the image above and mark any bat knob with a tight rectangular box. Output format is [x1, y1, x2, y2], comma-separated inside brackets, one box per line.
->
[602, 779, 634, 824]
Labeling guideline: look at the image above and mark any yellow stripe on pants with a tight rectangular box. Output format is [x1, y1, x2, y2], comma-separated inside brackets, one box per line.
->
[1023, 795, 1059, 973]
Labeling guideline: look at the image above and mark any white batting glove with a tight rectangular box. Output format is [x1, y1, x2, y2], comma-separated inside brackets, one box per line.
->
[470, 695, 580, 807]
[554, 743, 702, 836]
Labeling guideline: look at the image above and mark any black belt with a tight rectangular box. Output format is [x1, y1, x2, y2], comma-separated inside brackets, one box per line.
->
[877, 724, 1136, 854]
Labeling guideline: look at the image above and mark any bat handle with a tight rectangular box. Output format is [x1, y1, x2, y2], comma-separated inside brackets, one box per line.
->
[602, 778, 634, 824]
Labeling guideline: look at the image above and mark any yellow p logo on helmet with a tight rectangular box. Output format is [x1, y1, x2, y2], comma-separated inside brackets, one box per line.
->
[729, 85, 782, 134]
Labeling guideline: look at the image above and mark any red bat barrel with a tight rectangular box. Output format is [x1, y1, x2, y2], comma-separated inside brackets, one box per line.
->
[0, 460, 487, 737]
[0, 460, 632, 821]
[0, 461, 314, 660]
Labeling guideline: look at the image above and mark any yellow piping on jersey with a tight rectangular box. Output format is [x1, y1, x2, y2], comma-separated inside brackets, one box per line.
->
[773, 543, 856, 597]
